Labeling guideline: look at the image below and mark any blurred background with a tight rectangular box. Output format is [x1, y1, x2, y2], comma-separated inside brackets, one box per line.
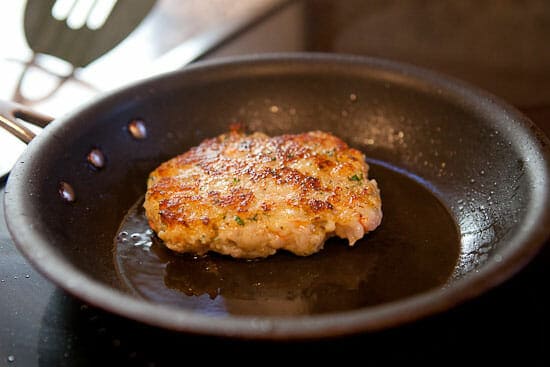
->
[1, 0, 549, 175]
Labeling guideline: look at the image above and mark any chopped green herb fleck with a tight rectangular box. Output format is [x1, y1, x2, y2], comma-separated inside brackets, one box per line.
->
[232, 177, 240, 184]
[271, 157, 277, 161]
[234, 216, 245, 226]
[349, 174, 363, 182]
[249, 214, 258, 221]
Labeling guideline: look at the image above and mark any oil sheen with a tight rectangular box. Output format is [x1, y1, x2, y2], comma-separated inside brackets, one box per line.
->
[114, 162, 460, 316]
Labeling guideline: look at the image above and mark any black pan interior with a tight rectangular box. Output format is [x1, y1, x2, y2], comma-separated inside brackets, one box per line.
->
[5, 55, 549, 336]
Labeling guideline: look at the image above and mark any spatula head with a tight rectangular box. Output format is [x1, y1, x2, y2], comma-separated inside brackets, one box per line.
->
[24, 0, 157, 67]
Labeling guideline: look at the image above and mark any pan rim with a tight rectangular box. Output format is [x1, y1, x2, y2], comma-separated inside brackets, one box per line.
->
[4, 52, 550, 339]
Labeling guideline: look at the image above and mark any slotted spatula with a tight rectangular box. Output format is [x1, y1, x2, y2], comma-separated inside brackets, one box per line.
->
[24, 0, 157, 68]
[14, 0, 157, 103]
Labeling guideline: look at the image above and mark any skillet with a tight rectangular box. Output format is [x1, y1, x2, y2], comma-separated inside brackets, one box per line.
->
[1, 53, 549, 339]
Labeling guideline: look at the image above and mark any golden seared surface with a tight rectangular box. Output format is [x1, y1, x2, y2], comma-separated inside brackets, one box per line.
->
[144, 129, 382, 258]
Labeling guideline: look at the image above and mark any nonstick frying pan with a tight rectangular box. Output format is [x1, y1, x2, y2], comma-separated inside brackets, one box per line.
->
[2, 54, 549, 339]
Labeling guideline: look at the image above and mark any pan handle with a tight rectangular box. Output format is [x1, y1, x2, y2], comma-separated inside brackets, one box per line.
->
[0, 100, 53, 144]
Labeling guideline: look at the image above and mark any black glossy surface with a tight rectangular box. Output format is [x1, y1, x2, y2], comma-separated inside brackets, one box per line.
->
[3, 54, 549, 340]
[3, 104, 549, 364]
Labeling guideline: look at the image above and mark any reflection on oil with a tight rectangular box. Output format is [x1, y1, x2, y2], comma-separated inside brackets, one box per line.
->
[114, 163, 460, 316]
[160, 240, 378, 316]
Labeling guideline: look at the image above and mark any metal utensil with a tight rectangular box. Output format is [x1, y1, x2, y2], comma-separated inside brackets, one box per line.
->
[14, 0, 157, 104]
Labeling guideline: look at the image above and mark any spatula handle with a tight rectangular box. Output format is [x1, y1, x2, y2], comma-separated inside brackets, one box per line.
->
[0, 100, 53, 144]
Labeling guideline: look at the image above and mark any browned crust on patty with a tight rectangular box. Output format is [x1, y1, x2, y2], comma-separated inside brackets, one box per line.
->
[144, 129, 382, 258]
